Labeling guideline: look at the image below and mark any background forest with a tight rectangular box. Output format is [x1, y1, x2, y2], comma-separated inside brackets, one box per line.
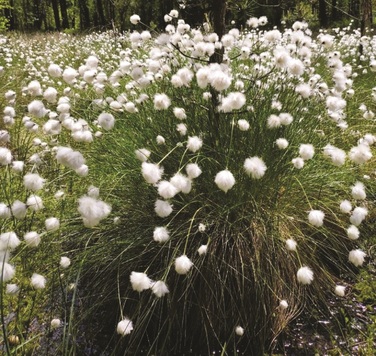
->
[0, 0, 375, 33]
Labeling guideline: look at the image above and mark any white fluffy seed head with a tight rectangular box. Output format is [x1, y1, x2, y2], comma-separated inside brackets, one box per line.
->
[23, 173, 45, 191]
[297, 266, 314, 285]
[214, 169, 235, 193]
[285, 239, 297, 251]
[98, 112, 115, 131]
[142, 162, 163, 184]
[24, 231, 41, 248]
[117, 317, 133, 336]
[243, 157, 267, 179]
[151, 280, 169, 298]
[26, 195, 44, 211]
[153, 227, 170, 243]
[186, 163, 202, 179]
[1, 263, 15, 282]
[135, 148, 151, 162]
[130, 271, 152, 292]
[308, 210, 325, 227]
[51, 318, 61, 328]
[347, 225, 360, 240]
[279, 300, 288, 310]
[175, 255, 193, 274]
[351, 182, 366, 200]
[198, 244, 208, 255]
[31, 273, 46, 289]
[187, 136, 203, 153]
[299, 144, 315, 160]
[340, 200, 352, 214]
[78, 196, 111, 228]
[276, 138, 289, 149]
[154, 199, 173, 218]
[235, 326, 244, 336]
[45, 217, 60, 231]
[237, 119, 250, 131]
[349, 207, 368, 226]
[348, 249, 366, 267]
[60, 256, 71, 268]
[0, 231, 20, 250]
[334, 285, 346, 297]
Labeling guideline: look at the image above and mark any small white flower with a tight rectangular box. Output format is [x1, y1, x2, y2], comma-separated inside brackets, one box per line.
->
[243, 157, 267, 179]
[334, 285, 346, 297]
[308, 210, 325, 227]
[153, 227, 170, 243]
[130, 271, 152, 292]
[117, 317, 133, 336]
[297, 266, 314, 285]
[152, 280, 169, 298]
[215, 169, 235, 193]
[348, 249, 366, 267]
[235, 326, 244, 336]
[279, 300, 288, 310]
[31, 273, 46, 289]
[175, 255, 193, 274]
[60, 257, 71, 269]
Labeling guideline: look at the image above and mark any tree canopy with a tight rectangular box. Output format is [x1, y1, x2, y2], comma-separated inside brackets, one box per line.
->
[0, 0, 373, 32]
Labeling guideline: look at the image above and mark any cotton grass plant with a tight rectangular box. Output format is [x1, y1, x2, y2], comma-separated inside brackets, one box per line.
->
[0, 14, 375, 355]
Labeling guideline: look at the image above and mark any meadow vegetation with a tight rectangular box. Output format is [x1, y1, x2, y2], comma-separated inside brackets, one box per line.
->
[0, 11, 375, 355]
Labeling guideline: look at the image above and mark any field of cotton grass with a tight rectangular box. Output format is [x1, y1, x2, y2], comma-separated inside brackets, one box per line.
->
[0, 10, 375, 355]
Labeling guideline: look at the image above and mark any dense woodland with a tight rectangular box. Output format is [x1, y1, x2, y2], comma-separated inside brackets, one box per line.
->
[0, 0, 374, 33]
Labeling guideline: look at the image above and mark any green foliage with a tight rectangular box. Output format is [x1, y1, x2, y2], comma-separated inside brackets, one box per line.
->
[0, 0, 10, 32]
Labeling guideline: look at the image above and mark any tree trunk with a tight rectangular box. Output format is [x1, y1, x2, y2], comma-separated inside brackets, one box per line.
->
[210, 0, 227, 64]
[96, 0, 106, 27]
[318, 0, 328, 28]
[79, 0, 90, 30]
[361, 0, 372, 36]
[331, 0, 338, 22]
[59, 0, 69, 29]
[51, 0, 60, 30]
